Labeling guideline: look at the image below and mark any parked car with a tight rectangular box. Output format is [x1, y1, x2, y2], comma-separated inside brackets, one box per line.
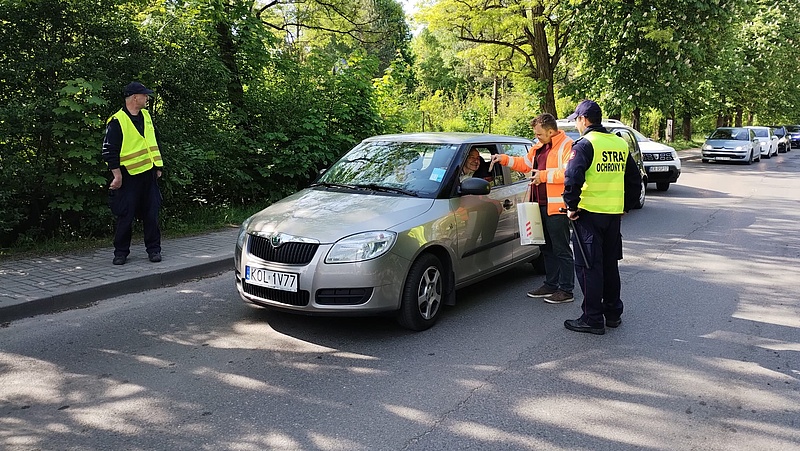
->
[745, 126, 778, 158]
[557, 119, 648, 207]
[786, 125, 800, 149]
[701, 127, 761, 164]
[769, 126, 791, 153]
[629, 127, 681, 191]
[235, 133, 542, 331]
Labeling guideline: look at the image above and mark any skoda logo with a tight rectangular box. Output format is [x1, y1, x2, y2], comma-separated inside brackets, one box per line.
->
[270, 233, 284, 248]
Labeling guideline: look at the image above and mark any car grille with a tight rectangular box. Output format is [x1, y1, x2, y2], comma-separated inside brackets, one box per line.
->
[248, 235, 318, 264]
[643, 152, 674, 161]
[242, 281, 310, 306]
[316, 288, 374, 305]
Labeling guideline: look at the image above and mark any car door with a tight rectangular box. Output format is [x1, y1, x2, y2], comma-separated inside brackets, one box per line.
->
[451, 144, 520, 281]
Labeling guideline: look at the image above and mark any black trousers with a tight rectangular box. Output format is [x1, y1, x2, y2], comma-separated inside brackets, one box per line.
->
[109, 169, 162, 257]
[571, 211, 623, 327]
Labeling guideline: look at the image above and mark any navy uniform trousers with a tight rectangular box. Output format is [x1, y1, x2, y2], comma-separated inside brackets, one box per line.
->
[571, 210, 623, 328]
[109, 168, 162, 258]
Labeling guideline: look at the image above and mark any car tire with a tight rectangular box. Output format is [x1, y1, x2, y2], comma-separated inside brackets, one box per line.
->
[656, 182, 670, 191]
[635, 180, 646, 209]
[397, 253, 443, 331]
[702, 158, 709, 163]
[746, 151, 753, 165]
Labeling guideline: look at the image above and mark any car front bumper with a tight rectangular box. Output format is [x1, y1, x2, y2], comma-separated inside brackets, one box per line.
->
[235, 240, 410, 315]
[644, 165, 681, 183]
[701, 150, 751, 161]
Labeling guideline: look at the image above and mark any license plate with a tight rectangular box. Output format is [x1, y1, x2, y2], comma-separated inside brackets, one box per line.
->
[715, 156, 730, 161]
[649, 165, 669, 172]
[245, 265, 298, 292]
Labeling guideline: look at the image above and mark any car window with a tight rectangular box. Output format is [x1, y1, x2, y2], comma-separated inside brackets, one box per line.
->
[630, 128, 649, 143]
[773, 128, 785, 137]
[709, 129, 733, 140]
[499, 143, 531, 184]
[318, 140, 459, 197]
[750, 128, 768, 138]
[613, 129, 640, 162]
[786, 126, 800, 132]
[466, 145, 504, 187]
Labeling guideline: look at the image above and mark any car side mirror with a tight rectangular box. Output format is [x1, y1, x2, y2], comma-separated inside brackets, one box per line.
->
[459, 177, 491, 195]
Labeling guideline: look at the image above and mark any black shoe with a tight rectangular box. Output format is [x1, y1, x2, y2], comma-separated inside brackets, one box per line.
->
[605, 318, 622, 328]
[148, 252, 162, 263]
[112, 256, 127, 265]
[564, 318, 605, 335]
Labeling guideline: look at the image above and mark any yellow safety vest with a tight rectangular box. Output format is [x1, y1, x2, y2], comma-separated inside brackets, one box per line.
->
[578, 131, 628, 214]
[108, 109, 163, 175]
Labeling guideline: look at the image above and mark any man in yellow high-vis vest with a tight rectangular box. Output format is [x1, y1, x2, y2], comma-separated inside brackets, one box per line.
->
[102, 82, 164, 265]
[561, 100, 642, 335]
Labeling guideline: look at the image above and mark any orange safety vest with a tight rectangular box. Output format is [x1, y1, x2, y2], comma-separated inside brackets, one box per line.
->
[498, 130, 573, 215]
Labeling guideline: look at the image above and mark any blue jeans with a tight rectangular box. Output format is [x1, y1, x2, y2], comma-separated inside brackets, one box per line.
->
[540, 206, 574, 293]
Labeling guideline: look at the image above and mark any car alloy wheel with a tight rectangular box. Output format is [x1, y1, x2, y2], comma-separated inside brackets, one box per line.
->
[635, 180, 646, 209]
[397, 253, 443, 331]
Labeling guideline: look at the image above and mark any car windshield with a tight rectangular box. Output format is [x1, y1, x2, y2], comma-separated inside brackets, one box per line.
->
[316, 140, 459, 197]
[786, 125, 800, 132]
[710, 128, 749, 141]
[749, 128, 768, 138]
[772, 128, 785, 137]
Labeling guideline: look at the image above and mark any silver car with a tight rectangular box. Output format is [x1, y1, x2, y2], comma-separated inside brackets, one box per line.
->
[235, 133, 542, 331]
[701, 127, 761, 164]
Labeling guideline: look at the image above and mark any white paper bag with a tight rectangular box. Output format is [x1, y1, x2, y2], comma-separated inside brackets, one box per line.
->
[518, 201, 546, 245]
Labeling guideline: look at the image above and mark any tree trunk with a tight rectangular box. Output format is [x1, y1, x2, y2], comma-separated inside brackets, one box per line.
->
[682, 111, 692, 141]
[214, 14, 246, 127]
[735, 106, 743, 127]
[492, 76, 498, 116]
[631, 107, 641, 131]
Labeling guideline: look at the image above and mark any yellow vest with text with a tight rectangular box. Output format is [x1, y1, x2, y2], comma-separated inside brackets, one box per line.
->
[578, 131, 628, 214]
[109, 109, 163, 175]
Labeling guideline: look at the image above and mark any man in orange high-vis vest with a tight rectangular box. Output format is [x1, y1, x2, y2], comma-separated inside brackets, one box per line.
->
[102, 81, 164, 266]
[491, 113, 575, 304]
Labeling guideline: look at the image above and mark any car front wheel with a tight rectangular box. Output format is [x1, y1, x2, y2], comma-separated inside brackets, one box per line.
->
[656, 182, 670, 191]
[634, 180, 646, 209]
[397, 253, 443, 331]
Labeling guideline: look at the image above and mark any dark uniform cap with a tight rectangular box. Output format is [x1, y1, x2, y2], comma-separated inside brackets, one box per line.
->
[123, 82, 154, 97]
[567, 100, 602, 122]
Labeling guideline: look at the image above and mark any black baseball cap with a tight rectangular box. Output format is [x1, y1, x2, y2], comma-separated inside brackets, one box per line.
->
[567, 99, 602, 122]
[123, 81, 154, 97]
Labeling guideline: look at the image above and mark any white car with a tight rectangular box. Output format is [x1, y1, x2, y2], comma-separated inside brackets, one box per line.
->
[745, 126, 778, 158]
[628, 127, 681, 192]
[558, 119, 680, 192]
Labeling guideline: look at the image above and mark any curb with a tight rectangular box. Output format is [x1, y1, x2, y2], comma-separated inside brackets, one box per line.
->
[0, 257, 232, 324]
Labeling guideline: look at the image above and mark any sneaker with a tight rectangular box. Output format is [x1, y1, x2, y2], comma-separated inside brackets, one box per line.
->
[112, 256, 127, 265]
[527, 285, 557, 298]
[544, 290, 574, 304]
[148, 252, 162, 263]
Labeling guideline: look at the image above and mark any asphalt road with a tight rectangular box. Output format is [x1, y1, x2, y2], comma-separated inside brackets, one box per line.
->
[2, 152, 799, 451]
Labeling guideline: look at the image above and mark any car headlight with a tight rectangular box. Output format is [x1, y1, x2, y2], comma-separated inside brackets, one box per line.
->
[326, 231, 397, 263]
[237, 216, 254, 249]
[735, 145, 747, 151]
[702, 144, 711, 150]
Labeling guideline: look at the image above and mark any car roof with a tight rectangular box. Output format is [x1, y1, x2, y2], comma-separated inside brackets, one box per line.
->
[363, 132, 532, 145]
[744, 126, 769, 129]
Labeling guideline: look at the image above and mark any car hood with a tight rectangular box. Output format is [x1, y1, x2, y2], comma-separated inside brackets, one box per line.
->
[638, 141, 675, 153]
[705, 139, 747, 148]
[245, 188, 435, 243]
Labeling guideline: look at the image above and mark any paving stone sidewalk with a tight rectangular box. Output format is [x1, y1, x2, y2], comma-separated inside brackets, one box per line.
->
[0, 227, 239, 323]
